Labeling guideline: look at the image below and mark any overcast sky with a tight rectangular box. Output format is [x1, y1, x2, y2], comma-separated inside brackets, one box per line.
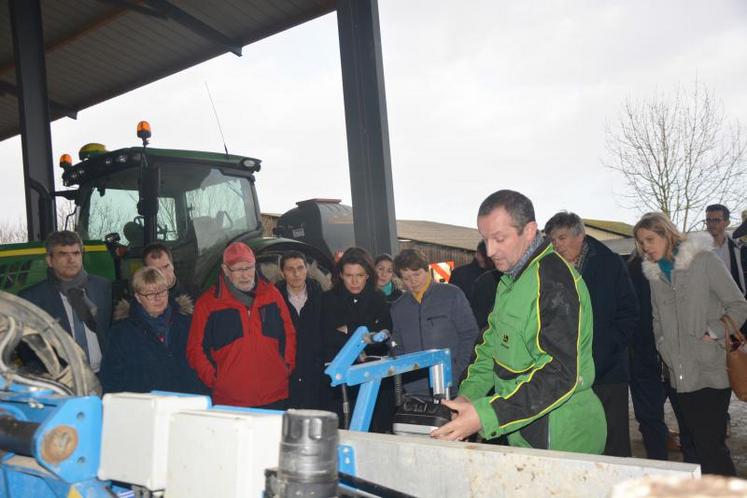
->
[1, 0, 746, 233]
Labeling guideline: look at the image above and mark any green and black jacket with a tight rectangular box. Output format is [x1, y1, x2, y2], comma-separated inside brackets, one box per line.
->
[459, 239, 606, 453]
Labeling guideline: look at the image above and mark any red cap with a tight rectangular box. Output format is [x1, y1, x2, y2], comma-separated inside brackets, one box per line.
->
[223, 242, 255, 267]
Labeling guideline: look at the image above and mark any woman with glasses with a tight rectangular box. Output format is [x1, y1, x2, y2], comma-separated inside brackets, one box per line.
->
[100, 266, 207, 395]
[634, 212, 747, 475]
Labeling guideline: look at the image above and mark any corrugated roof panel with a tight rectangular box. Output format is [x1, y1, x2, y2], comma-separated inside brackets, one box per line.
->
[397, 220, 483, 251]
[0, 0, 335, 141]
[186, 0, 267, 35]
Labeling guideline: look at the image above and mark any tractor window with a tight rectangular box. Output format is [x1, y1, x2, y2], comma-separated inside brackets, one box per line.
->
[84, 188, 139, 244]
[80, 183, 178, 244]
[183, 169, 258, 255]
[77, 162, 259, 260]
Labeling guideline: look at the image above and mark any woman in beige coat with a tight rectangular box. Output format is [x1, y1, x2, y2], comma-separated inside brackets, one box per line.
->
[634, 213, 747, 476]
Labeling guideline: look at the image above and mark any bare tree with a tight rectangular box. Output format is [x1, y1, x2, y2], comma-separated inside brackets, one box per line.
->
[605, 80, 747, 232]
[0, 218, 26, 244]
[56, 198, 77, 231]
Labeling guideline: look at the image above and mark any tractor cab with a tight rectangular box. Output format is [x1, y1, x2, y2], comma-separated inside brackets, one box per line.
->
[16, 122, 334, 297]
[68, 144, 262, 288]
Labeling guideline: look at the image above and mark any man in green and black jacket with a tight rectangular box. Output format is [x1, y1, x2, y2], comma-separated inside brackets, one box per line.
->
[432, 190, 606, 454]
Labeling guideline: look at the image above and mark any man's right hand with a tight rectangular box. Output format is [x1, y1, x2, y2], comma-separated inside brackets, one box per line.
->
[430, 396, 482, 441]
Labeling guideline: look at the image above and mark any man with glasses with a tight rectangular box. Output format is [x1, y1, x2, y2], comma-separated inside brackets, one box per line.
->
[19, 230, 111, 373]
[706, 204, 747, 296]
[187, 242, 296, 409]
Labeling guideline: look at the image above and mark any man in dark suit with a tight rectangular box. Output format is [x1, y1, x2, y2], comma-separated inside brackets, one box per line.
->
[275, 250, 324, 410]
[19, 230, 112, 373]
[545, 211, 639, 458]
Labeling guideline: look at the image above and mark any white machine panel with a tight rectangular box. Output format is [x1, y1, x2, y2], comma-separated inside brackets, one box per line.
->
[166, 408, 283, 498]
[98, 392, 210, 490]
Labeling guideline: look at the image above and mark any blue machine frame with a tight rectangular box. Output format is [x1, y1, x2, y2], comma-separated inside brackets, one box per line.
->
[324, 326, 453, 432]
[0, 387, 111, 497]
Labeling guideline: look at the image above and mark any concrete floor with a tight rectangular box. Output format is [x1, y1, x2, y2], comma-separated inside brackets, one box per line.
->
[629, 393, 746, 478]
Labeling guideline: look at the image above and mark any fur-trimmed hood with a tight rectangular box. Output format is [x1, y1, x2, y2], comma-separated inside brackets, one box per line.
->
[641, 232, 714, 282]
[113, 294, 194, 321]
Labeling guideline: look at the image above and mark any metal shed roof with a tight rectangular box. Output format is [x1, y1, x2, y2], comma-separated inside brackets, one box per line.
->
[0, 0, 335, 142]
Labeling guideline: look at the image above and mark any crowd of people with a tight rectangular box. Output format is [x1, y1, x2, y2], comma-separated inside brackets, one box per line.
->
[16, 192, 747, 476]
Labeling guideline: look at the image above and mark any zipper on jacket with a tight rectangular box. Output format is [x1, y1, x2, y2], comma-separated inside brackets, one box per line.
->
[662, 272, 684, 385]
[418, 300, 425, 350]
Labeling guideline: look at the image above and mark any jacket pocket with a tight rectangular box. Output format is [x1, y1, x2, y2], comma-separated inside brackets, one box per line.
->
[695, 337, 724, 368]
[260, 303, 286, 356]
[204, 309, 243, 351]
[493, 359, 534, 381]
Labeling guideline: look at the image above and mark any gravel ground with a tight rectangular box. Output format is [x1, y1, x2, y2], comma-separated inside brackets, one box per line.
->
[629, 393, 747, 477]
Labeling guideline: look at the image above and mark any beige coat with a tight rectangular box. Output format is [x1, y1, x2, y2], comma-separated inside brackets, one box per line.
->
[643, 232, 747, 393]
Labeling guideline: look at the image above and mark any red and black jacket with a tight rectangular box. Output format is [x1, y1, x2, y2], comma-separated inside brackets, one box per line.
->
[187, 274, 296, 407]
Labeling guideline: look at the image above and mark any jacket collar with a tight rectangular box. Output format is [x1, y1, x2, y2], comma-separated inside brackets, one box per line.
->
[214, 272, 269, 304]
[113, 294, 193, 321]
[641, 231, 713, 282]
[276, 278, 321, 300]
[506, 236, 552, 281]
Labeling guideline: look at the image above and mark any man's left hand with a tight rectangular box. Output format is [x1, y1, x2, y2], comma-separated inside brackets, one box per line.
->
[430, 396, 482, 441]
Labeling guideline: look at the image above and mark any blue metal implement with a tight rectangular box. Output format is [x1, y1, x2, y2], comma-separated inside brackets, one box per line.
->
[0, 388, 112, 497]
[324, 326, 453, 432]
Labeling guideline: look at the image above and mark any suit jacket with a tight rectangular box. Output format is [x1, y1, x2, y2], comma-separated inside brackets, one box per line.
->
[19, 274, 113, 352]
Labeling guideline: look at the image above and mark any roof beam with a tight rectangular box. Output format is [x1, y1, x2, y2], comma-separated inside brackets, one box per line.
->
[0, 81, 78, 120]
[99, 0, 243, 56]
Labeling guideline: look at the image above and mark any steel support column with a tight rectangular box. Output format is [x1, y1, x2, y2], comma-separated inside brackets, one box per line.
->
[336, 0, 398, 255]
[10, 0, 56, 241]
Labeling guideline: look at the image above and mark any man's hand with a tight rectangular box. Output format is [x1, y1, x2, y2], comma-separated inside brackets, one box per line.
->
[430, 396, 482, 441]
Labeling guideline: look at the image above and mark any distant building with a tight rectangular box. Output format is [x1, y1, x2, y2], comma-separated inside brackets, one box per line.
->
[262, 208, 636, 265]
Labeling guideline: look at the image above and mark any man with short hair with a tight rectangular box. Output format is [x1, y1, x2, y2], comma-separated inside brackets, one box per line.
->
[545, 211, 639, 457]
[432, 190, 606, 454]
[275, 250, 324, 409]
[705, 204, 747, 296]
[449, 241, 494, 303]
[19, 230, 112, 372]
[143, 243, 200, 300]
[187, 242, 296, 408]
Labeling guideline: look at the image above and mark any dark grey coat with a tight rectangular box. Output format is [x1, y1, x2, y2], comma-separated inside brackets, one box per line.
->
[391, 282, 479, 395]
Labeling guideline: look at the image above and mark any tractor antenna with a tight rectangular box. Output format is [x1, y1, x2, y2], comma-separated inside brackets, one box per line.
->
[204, 81, 229, 157]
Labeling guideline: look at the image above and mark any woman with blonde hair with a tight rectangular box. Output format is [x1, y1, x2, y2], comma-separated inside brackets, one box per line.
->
[100, 266, 206, 395]
[634, 212, 747, 475]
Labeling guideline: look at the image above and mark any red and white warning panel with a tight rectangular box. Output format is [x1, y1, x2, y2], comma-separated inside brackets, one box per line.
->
[429, 261, 454, 283]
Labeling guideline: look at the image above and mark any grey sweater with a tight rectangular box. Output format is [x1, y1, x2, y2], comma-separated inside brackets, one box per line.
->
[643, 232, 747, 393]
[390, 282, 480, 395]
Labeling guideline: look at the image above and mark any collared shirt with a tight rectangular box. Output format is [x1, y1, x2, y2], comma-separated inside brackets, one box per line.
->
[713, 237, 731, 272]
[60, 293, 102, 372]
[287, 286, 308, 315]
[712, 236, 746, 294]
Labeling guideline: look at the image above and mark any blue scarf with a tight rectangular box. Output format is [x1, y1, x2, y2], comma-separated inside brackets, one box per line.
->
[657, 258, 674, 282]
[657, 243, 680, 282]
[133, 300, 173, 346]
[381, 281, 394, 297]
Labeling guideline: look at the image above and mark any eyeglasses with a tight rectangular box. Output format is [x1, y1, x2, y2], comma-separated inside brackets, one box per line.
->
[228, 265, 255, 275]
[138, 289, 168, 301]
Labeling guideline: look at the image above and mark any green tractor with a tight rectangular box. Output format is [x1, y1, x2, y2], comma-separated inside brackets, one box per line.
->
[0, 122, 333, 298]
